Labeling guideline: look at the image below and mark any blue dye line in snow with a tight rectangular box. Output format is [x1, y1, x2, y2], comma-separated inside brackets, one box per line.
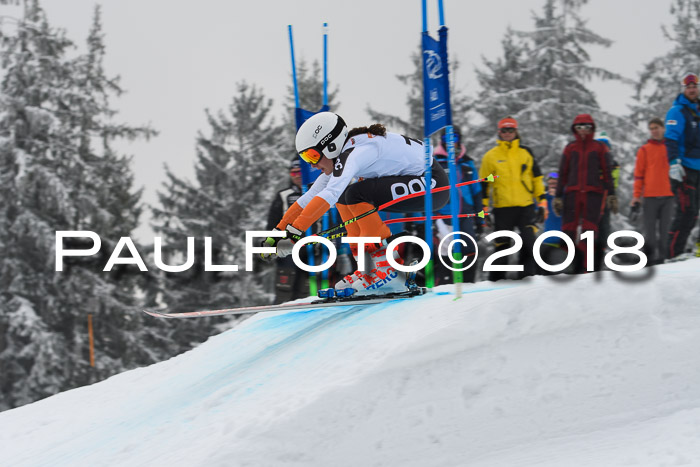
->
[435, 284, 521, 296]
[186, 303, 389, 402]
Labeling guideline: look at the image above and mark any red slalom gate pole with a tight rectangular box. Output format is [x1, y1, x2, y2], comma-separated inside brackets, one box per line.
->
[316, 174, 495, 238]
[384, 210, 486, 225]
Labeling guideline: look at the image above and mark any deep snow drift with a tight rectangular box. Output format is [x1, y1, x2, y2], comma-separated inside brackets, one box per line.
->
[2, 259, 700, 467]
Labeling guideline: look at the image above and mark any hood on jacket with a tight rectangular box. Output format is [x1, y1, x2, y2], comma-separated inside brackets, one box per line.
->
[434, 144, 467, 160]
[673, 93, 698, 108]
[571, 113, 596, 134]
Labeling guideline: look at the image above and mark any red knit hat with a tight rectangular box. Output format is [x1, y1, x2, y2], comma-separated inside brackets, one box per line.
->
[498, 117, 518, 129]
[681, 72, 699, 86]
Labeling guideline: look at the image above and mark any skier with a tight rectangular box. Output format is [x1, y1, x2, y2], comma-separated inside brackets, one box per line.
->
[262, 112, 450, 296]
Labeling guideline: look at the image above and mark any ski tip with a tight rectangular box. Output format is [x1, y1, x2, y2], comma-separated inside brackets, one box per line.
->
[142, 308, 170, 318]
[142, 309, 160, 317]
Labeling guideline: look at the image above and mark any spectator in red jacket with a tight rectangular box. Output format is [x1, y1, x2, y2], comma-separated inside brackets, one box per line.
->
[631, 117, 674, 264]
[553, 114, 618, 272]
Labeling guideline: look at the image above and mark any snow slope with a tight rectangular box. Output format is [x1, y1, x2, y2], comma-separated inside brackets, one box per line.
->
[2, 259, 700, 467]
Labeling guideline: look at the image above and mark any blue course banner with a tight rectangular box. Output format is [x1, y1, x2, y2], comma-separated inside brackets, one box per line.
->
[422, 31, 449, 136]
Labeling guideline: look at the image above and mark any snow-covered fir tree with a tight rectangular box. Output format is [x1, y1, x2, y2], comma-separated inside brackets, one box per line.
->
[0, 2, 173, 411]
[367, 45, 471, 141]
[286, 59, 340, 119]
[472, 0, 643, 209]
[632, 0, 700, 125]
[153, 82, 286, 316]
[281, 58, 340, 166]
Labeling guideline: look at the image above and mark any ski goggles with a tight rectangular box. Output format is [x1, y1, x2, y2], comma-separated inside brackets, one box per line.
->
[574, 123, 593, 130]
[681, 73, 699, 86]
[547, 172, 559, 179]
[298, 147, 323, 164]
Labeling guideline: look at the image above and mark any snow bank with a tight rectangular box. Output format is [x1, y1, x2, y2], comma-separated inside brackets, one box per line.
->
[2, 259, 699, 466]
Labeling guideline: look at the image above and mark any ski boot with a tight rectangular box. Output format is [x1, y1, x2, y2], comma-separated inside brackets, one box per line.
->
[332, 232, 411, 297]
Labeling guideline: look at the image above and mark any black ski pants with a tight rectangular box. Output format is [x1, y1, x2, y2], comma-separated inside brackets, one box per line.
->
[489, 205, 537, 281]
[643, 196, 674, 262]
[341, 159, 450, 213]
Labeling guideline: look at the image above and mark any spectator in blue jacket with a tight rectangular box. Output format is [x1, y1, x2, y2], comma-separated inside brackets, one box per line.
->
[433, 127, 483, 283]
[537, 172, 565, 274]
[665, 72, 700, 258]
[542, 172, 563, 242]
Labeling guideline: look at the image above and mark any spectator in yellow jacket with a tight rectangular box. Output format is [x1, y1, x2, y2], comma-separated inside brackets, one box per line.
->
[479, 116, 546, 281]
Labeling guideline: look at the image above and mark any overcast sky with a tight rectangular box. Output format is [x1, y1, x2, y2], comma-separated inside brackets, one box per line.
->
[7, 0, 675, 240]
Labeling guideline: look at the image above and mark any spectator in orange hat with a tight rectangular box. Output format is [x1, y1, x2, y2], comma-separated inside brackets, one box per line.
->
[479, 116, 545, 281]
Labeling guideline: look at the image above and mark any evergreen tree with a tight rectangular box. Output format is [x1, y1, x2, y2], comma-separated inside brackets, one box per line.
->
[152, 82, 286, 316]
[0, 2, 165, 410]
[367, 46, 471, 141]
[281, 58, 340, 168]
[472, 0, 643, 209]
[285, 59, 340, 120]
[632, 0, 700, 125]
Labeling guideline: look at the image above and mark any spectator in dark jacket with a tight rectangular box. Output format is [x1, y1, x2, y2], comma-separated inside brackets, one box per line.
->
[266, 159, 307, 303]
[665, 72, 700, 258]
[553, 114, 618, 272]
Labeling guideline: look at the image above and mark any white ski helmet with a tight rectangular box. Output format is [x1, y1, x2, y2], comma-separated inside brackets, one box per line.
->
[295, 112, 348, 164]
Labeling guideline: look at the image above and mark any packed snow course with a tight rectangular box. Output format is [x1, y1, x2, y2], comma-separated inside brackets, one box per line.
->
[2, 259, 700, 467]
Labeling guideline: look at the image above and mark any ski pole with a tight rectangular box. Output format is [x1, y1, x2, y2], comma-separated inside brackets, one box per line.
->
[384, 210, 487, 225]
[315, 207, 379, 237]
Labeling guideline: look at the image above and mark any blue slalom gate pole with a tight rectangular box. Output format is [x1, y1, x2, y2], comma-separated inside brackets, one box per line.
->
[438, 1, 463, 285]
[289, 25, 318, 297]
[288, 25, 300, 109]
[421, 0, 463, 290]
[320, 22, 330, 290]
[323, 23, 328, 106]
[421, 0, 435, 289]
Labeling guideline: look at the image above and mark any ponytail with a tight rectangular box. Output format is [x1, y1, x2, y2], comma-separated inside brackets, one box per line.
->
[348, 123, 387, 138]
